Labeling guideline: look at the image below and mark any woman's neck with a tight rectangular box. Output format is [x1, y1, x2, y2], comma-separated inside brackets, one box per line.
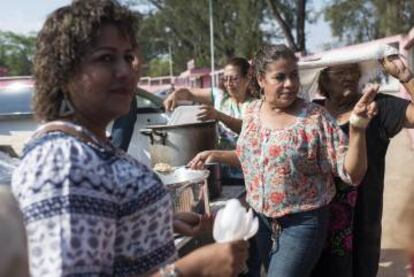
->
[263, 98, 300, 115]
[229, 90, 248, 104]
[325, 94, 359, 115]
[69, 114, 109, 143]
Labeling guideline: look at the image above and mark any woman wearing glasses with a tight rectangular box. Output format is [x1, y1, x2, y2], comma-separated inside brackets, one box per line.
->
[310, 57, 414, 277]
[164, 57, 256, 186]
[164, 58, 261, 277]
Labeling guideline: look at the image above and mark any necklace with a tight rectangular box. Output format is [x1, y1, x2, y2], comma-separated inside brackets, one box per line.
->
[35, 120, 117, 153]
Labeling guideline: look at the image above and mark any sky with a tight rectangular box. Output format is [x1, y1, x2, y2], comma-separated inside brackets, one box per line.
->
[0, 0, 336, 53]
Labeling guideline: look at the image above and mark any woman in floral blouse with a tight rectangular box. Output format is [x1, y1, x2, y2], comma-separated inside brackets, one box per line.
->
[189, 44, 377, 277]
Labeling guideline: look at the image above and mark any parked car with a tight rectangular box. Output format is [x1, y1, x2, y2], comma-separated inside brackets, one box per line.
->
[0, 77, 167, 166]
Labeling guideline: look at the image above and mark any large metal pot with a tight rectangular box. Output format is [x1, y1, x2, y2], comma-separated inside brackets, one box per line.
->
[140, 121, 217, 167]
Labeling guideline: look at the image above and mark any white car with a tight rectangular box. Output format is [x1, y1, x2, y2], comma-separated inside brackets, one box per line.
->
[0, 77, 167, 166]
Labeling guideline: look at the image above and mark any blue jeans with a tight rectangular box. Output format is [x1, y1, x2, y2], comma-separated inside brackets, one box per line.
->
[255, 207, 329, 277]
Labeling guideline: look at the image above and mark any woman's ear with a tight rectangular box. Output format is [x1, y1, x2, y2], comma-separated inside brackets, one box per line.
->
[257, 74, 265, 89]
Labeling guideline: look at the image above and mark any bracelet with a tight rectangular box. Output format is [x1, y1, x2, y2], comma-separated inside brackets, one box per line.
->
[159, 263, 181, 277]
[349, 113, 369, 129]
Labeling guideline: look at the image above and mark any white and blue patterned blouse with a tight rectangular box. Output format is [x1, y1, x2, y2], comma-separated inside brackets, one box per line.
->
[12, 131, 177, 277]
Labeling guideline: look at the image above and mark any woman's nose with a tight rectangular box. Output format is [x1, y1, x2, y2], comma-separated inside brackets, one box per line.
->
[116, 59, 133, 79]
[283, 76, 295, 88]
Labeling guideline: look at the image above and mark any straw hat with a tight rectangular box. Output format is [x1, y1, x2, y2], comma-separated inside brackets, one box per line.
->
[298, 44, 400, 101]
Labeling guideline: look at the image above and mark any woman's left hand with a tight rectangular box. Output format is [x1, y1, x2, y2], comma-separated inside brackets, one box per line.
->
[173, 212, 214, 237]
[197, 105, 220, 121]
[351, 83, 379, 128]
[380, 55, 413, 82]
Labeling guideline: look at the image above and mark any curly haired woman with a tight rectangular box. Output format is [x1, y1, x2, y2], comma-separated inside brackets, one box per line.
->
[11, 1, 247, 276]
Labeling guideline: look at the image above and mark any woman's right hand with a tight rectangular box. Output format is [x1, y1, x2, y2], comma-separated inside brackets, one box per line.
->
[187, 151, 216, 169]
[163, 88, 192, 112]
[188, 241, 249, 277]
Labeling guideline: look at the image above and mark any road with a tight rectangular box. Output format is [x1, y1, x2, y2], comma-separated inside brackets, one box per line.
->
[379, 129, 414, 277]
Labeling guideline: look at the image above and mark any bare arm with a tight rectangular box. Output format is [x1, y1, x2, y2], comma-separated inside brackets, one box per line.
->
[344, 84, 378, 183]
[344, 126, 368, 184]
[197, 106, 243, 134]
[401, 79, 414, 128]
[216, 112, 243, 134]
[381, 55, 414, 128]
[164, 87, 213, 111]
[136, 241, 248, 277]
[187, 150, 241, 169]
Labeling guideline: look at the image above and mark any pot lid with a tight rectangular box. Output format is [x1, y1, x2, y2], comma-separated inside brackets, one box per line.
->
[146, 120, 216, 129]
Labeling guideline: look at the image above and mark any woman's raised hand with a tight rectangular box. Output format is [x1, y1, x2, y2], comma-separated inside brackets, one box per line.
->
[163, 88, 192, 112]
[197, 105, 219, 121]
[380, 55, 413, 83]
[350, 84, 379, 128]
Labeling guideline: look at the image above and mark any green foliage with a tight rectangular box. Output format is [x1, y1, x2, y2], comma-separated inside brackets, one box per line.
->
[0, 31, 36, 76]
[324, 0, 414, 44]
[129, 0, 271, 76]
[148, 57, 171, 76]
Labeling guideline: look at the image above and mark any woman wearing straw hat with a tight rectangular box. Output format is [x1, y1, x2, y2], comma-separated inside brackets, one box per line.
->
[309, 53, 414, 277]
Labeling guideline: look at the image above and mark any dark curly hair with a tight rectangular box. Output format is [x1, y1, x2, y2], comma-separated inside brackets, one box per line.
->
[33, 0, 139, 122]
[250, 44, 298, 97]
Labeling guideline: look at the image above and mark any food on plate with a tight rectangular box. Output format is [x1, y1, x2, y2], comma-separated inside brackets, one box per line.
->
[153, 162, 174, 173]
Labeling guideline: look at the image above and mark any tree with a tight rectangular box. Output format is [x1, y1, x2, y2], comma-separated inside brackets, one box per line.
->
[324, 0, 414, 44]
[129, 0, 270, 76]
[0, 31, 36, 76]
[148, 57, 171, 76]
[265, 0, 309, 54]
[129, 0, 315, 76]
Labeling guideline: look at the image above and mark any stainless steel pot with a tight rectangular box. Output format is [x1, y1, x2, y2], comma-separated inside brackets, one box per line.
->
[140, 121, 217, 167]
[155, 167, 210, 214]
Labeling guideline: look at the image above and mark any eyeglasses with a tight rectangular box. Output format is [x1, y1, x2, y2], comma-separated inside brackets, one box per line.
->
[221, 76, 240, 83]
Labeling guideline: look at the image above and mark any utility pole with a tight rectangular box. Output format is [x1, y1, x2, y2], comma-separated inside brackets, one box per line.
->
[165, 27, 174, 81]
[168, 41, 173, 79]
[209, 0, 216, 88]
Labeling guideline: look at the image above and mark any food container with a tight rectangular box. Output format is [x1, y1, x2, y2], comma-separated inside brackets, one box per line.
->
[140, 120, 217, 167]
[156, 167, 210, 214]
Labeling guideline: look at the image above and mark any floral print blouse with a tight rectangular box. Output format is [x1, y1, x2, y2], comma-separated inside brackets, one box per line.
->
[236, 99, 353, 218]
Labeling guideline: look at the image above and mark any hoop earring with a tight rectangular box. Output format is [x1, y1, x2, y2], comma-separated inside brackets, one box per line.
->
[59, 94, 75, 117]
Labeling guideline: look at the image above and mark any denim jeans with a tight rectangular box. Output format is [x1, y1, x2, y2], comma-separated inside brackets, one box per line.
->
[255, 207, 329, 277]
